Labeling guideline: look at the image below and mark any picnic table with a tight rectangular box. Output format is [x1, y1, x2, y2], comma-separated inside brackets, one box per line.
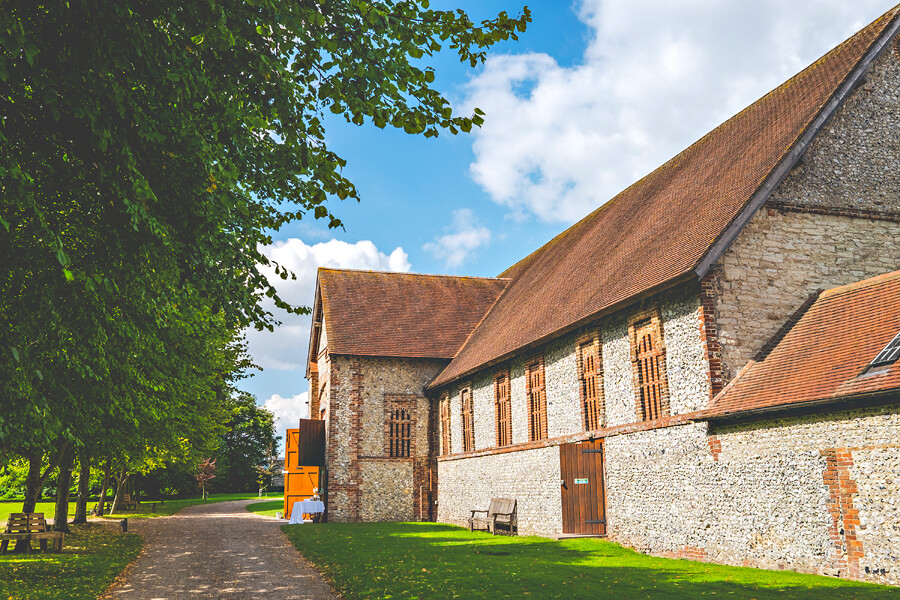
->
[0, 513, 65, 554]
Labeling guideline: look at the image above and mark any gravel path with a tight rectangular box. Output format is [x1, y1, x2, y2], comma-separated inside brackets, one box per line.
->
[101, 499, 338, 600]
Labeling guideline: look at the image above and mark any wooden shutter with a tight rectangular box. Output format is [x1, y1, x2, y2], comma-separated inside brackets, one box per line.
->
[494, 370, 512, 447]
[525, 357, 547, 441]
[440, 393, 451, 455]
[577, 336, 604, 431]
[630, 311, 670, 421]
[461, 388, 475, 453]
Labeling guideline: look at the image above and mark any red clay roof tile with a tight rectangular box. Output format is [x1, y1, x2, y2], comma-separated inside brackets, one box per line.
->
[705, 270, 900, 418]
[317, 269, 508, 359]
[429, 6, 900, 389]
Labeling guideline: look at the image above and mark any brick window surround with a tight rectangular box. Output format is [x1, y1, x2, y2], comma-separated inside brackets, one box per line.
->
[439, 392, 451, 456]
[576, 333, 604, 431]
[629, 306, 670, 422]
[460, 387, 475, 453]
[384, 395, 417, 458]
[494, 369, 512, 447]
[525, 356, 548, 441]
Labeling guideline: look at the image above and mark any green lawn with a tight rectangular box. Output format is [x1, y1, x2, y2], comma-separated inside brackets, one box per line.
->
[103, 492, 281, 519]
[0, 523, 142, 600]
[0, 492, 282, 525]
[0, 502, 75, 527]
[245, 498, 284, 518]
[283, 522, 899, 600]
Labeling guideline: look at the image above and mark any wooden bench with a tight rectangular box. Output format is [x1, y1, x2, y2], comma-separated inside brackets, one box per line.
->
[105, 493, 137, 512]
[469, 498, 518, 536]
[0, 513, 65, 554]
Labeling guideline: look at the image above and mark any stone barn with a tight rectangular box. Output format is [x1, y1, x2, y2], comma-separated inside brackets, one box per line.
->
[305, 5, 900, 585]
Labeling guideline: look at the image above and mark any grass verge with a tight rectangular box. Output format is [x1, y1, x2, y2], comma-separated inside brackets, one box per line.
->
[283, 522, 898, 600]
[0, 523, 142, 600]
[103, 492, 280, 519]
[245, 499, 283, 518]
[1, 492, 282, 525]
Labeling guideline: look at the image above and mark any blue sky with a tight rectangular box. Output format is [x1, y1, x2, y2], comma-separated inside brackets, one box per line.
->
[242, 0, 898, 442]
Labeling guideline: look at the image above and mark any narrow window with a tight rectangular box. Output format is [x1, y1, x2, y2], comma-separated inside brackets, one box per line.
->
[577, 335, 604, 430]
[630, 311, 670, 421]
[525, 357, 547, 441]
[494, 369, 512, 447]
[461, 387, 475, 453]
[388, 405, 412, 458]
[439, 393, 451, 456]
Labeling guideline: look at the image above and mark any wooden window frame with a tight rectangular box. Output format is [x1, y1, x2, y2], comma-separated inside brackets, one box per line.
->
[576, 333, 604, 431]
[460, 386, 475, 453]
[494, 369, 512, 447]
[439, 392, 451, 456]
[384, 395, 417, 459]
[628, 306, 670, 422]
[525, 356, 548, 441]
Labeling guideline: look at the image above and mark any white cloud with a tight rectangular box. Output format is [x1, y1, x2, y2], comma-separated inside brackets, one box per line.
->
[246, 238, 411, 371]
[423, 208, 492, 269]
[263, 392, 308, 447]
[464, 0, 895, 223]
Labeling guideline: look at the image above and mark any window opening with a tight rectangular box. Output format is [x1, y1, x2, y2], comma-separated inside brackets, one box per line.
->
[439, 393, 451, 455]
[495, 370, 512, 447]
[578, 337, 603, 430]
[461, 388, 475, 453]
[388, 405, 412, 458]
[526, 358, 548, 441]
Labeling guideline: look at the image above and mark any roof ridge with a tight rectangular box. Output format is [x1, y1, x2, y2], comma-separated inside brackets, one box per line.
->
[318, 266, 510, 282]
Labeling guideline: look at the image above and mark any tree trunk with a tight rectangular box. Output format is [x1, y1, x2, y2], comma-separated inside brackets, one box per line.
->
[21, 451, 43, 514]
[53, 444, 75, 533]
[73, 448, 92, 524]
[21, 440, 69, 512]
[95, 459, 112, 516]
[110, 467, 128, 514]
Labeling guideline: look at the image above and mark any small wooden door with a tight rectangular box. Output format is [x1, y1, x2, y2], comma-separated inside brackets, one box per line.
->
[560, 439, 606, 535]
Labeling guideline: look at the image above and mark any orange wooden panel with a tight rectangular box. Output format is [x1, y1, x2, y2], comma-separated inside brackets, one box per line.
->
[283, 466, 319, 519]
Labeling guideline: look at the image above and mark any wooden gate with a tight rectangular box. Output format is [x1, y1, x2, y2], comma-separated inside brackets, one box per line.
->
[560, 439, 606, 535]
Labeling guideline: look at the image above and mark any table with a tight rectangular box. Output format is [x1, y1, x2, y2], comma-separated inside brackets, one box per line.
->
[288, 500, 325, 524]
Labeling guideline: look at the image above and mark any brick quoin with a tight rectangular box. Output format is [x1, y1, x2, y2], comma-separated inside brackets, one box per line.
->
[708, 435, 722, 461]
[822, 448, 864, 579]
[698, 271, 725, 399]
[348, 360, 364, 521]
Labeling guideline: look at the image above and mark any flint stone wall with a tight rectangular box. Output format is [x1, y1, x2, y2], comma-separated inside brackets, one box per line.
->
[606, 404, 900, 586]
[715, 45, 900, 382]
[440, 283, 710, 450]
[324, 354, 445, 522]
[769, 44, 900, 215]
[437, 445, 562, 536]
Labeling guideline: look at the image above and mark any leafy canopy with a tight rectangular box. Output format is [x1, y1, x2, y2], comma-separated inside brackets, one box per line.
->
[0, 1, 529, 456]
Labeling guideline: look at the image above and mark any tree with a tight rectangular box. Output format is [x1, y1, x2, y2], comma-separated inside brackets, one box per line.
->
[195, 459, 217, 501]
[0, 0, 530, 513]
[216, 393, 278, 492]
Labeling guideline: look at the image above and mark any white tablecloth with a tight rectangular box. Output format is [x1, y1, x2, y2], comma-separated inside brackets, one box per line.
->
[288, 500, 325, 524]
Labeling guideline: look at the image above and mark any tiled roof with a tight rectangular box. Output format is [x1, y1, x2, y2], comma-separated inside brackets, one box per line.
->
[705, 271, 900, 419]
[316, 269, 508, 359]
[430, 6, 900, 389]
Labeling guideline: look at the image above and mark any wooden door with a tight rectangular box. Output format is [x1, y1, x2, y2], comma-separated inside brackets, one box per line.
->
[560, 440, 606, 535]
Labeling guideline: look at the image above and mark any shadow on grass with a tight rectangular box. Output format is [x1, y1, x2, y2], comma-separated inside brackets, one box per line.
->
[283, 522, 898, 600]
[0, 523, 142, 600]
